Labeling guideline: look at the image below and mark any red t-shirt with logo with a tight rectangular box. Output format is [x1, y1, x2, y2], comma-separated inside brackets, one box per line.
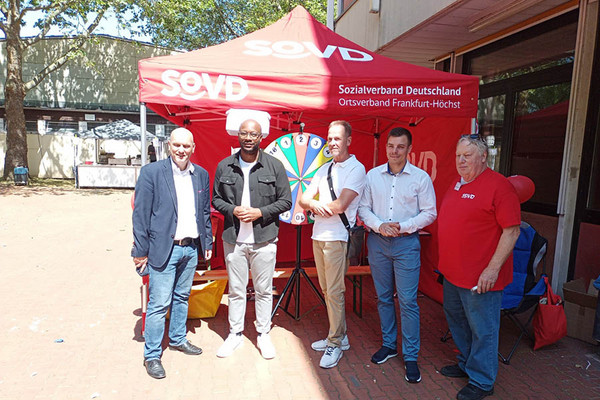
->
[438, 168, 521, 290]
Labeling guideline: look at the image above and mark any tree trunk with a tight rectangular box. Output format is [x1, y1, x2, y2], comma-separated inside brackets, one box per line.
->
[2, 17, 28, 180]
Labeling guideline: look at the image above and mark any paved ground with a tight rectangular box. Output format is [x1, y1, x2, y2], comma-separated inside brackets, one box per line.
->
[1, 186, 600, 400]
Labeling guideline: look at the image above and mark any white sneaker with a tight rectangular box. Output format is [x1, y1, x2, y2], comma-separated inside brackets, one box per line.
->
[311, 335, 350, 351]
[257, 333, 276, 360]
[319, 346, 343, 368]
[217, 333, 243, 358]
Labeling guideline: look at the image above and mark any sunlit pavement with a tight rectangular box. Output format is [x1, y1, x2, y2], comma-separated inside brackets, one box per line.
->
[1, 189, 599, 399]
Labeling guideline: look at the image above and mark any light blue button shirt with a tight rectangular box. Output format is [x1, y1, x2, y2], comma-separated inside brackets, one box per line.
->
[358, 161, 437, 234]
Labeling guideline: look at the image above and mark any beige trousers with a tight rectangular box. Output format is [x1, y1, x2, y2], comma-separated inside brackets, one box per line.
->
[312, 240, 349, 348]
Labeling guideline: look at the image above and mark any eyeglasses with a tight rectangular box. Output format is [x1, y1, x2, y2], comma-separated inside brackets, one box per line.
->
[238, 130, 261, 139]
[460, 133, 486, 143]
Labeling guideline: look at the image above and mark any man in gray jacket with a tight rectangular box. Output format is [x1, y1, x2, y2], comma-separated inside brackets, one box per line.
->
[213, 119, 292, 359]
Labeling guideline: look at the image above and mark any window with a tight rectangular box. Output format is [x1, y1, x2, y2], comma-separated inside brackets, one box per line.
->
[465, 11, 577, 215]
[510, 83, 570, 206]
[588, 128, 600, 212]
[478, 94, 505, 172]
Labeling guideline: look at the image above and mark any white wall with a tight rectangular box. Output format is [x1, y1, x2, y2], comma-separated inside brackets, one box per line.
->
[335, 0, 380, 51]
[377, 0, 456, 47]
[0, 133, 148, 178]
[335, 0, 457, 51]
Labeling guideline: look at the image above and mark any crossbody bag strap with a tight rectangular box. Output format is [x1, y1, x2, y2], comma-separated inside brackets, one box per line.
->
[327, 163, 351, 230]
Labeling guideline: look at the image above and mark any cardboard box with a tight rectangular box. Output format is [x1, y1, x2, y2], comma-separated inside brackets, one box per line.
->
[562, 278, 599, 344]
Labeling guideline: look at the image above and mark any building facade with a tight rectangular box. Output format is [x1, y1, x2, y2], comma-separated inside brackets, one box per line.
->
[0, 35, 179, 177]
[334, 0, 599, 292]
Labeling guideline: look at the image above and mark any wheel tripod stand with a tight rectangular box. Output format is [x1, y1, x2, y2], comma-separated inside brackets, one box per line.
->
[271, 225, 325, 320]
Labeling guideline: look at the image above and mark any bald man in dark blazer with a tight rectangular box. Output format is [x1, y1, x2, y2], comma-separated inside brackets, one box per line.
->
[132, 127, 212, 379]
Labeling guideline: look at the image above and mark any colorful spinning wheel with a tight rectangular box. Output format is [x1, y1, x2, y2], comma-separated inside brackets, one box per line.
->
[265, 132, 332, 225]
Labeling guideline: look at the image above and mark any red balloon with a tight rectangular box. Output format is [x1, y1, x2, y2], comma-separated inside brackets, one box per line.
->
[507, 175, 535, 204]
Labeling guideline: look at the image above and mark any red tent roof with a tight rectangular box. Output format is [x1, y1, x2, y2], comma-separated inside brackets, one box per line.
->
[137, 6, 480, 304]
[138, 6, 478, 122]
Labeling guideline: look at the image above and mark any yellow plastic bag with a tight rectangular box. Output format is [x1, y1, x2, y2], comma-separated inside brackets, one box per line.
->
[187, 280, 227, 319]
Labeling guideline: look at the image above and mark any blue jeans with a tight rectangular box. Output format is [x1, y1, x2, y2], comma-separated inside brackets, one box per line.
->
[443, 279, 502, 391]
[144, 243, 198, 360]
[368, 232, 421, 361]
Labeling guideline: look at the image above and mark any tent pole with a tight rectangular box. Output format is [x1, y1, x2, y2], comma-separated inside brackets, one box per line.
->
[471, 117, 477, 134]
[373, 118, 380, 168]
[141, 102, 147, 165]
[327, 0, 334, 30]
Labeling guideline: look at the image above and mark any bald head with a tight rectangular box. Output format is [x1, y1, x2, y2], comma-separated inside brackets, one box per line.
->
[170, 127, 194, 143]
[238, 119, 263, 161]
[239, 119, 262, 134]
[169, 127, 195, 170]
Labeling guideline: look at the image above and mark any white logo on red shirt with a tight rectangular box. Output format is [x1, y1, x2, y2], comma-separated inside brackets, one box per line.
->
[461, 193, 475, 199]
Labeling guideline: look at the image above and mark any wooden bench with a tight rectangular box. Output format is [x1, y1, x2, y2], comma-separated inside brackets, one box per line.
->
[194, 265, 371, 318]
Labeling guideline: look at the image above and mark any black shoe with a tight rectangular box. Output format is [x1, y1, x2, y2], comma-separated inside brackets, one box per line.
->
[144, 359, 166, 379]
[441, 364, 468, 378]
[169, 340, 203, 355]
[405, 361, 421, 383]
[370, 346, 398, 364]
[457, 383, 494, 400]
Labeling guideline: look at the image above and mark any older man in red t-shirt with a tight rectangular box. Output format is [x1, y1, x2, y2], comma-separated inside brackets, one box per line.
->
[437, 135, 520, 400]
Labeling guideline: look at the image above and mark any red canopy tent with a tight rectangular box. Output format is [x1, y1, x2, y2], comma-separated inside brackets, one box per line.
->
[138, 6, 479, 303]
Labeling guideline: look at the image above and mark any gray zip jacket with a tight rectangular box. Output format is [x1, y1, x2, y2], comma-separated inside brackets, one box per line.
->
[212, 150, 292, 245]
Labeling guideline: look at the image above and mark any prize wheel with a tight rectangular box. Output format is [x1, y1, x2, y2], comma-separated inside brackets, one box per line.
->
[265, 132, 332, 225]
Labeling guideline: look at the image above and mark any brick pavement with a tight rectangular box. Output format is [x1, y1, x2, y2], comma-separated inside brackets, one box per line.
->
[1, 188, 600, 399]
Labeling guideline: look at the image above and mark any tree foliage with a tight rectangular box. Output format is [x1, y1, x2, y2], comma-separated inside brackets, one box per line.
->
[133, 0, 328, 51]
[0, 1, 329, 179]
[0, 1, 133, 89]
[0, 0, 134, 179]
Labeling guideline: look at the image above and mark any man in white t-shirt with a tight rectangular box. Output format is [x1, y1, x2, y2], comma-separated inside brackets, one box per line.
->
[299, 120, 366, 368]
[213, 119, 292, 360]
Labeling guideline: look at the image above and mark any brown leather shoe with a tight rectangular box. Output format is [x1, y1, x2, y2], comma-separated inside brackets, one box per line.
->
[169, 340, 203, 355]
[144, 359, 166, 379]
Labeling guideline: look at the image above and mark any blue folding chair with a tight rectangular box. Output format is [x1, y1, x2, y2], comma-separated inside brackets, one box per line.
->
[498, 221, 548, 364]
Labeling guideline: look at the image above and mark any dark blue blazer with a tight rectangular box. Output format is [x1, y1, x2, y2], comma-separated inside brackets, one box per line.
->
[131, 158, 212, 268]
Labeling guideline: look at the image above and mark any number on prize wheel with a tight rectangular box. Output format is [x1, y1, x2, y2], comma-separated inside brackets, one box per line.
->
[265, 132, 332, 225]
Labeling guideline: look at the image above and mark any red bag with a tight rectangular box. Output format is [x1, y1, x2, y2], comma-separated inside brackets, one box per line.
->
[533, 276, 567, 350]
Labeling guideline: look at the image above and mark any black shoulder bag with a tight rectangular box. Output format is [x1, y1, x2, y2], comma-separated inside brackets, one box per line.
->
[327, 163, 365, 264]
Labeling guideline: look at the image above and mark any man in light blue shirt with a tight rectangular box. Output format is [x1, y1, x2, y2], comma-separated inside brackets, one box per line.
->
[358, 127, 436, 383]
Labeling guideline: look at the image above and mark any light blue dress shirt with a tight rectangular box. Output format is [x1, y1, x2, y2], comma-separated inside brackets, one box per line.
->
[358, 161, 437, 234]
